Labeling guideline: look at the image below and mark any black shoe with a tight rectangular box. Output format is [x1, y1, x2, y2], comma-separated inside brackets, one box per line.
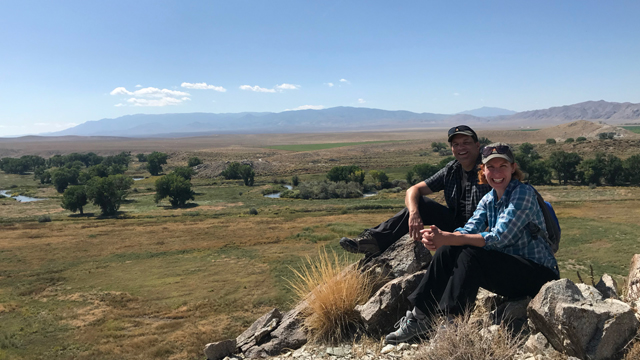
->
[339, 230, 380, 255]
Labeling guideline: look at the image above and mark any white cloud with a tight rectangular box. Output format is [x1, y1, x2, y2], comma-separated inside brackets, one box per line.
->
[453, 92, 460, 96]
[275, 83, 300, 90]
[326, 82, 334, 87]
[110, 86, 191, 107]
[181, 82, 227, 92]
[110, 86, 189, 98]
[135, 84, 142, 88]
[126, 97, 189, 107]
[340, 78, 350, 84]
[285, 105, 325, 111]
[110, 87, 133, 96]
[239, 85, 276, 93]
[358, 98, 366, 104]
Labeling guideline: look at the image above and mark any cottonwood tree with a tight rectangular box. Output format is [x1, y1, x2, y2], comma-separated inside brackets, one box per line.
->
[240, 165, 255, 186]
[146, 152, 168, 176]
[624, 155, 640, 185]
[326, 165, 364, 184]
[172, 166, 196, 180]
[51, 167, 80, 193]
[86, 175, 133, 216]
[61, 185, 88, 215]
[412, 164, 439, 181]
[154, 173, 195, 208]
[548, 151, 582, 185]
[516, 143, 550, 185]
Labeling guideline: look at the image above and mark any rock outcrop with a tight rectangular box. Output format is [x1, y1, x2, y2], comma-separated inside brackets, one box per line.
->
[627, 254, 640, 303]
[203, 339, 236, 360]
[358, 235, 432, 280]
[528, 278, 639, 360]
[355, 270, 427, 334]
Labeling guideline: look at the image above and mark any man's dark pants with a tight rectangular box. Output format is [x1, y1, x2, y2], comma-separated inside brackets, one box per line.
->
[368, 196, 458, 253]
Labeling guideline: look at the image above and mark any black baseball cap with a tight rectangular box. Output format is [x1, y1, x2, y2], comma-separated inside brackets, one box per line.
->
[447, 125, 478, 143]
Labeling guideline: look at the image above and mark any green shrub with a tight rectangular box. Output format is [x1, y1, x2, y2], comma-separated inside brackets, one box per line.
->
[262, 185, 286, 195]
[576, 136, 587, 142]
[187, 156, 202, 167]
[564, 138, 574, 143]
[478, 137, 492, 146]
[431, 142, 448, 152]
[326, 165, 365, 184]
[546, 138, 557, 144]
[37, 215, 51, 223]
[292, 175, 300, 187]
[248, 208, 258, 215]
[296, 181, 363, 199]
[412, 163, 439, 182]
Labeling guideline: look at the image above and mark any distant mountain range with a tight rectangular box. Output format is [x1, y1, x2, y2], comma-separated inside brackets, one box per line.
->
[458, 106, 516, 117]
[43, 100, 640, 138]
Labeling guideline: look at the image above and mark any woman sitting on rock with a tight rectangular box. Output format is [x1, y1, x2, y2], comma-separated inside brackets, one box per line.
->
[385, 143, 559, 344]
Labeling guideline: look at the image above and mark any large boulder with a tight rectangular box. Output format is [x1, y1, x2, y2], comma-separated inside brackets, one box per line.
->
[243, 301, 308, 358]
[528, 278, 639, 360]
[627, 254, 640, 303]
[359, 235, 432, 280]
[203, 339, 236, 360]
[236, 308, 282, 353]
[355, 270, 427, 334]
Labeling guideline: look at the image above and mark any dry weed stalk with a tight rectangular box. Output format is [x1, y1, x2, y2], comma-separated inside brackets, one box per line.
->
[287, 247, 377, 344]
[624, 336, 640, 360]
[416, 312, 525, 360]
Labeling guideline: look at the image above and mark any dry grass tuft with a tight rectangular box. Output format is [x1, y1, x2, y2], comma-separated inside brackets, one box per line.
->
[624, 336, 640, 360]
[416, 313, 525, 360]
[288, 247, 376, 344]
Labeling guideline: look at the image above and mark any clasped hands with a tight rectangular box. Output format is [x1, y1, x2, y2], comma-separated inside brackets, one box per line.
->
[420, 225, 447, 251]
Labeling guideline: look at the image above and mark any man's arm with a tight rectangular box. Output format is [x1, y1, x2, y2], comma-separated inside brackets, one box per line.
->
[405, 182, 433, 241]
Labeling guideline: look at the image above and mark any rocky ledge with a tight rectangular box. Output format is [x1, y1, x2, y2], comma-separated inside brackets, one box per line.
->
[204, 237, 640, 360]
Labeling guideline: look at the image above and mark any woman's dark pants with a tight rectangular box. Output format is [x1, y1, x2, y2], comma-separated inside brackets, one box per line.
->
[408, 245, 559, 316]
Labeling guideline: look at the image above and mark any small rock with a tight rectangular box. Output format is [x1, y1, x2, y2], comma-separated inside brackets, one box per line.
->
[380, 344, 396, 354]
[204, 339, 237, 360]
[576, 283, 604, 301]
[326, 346, 349, 356]
[595, 273, 619, 300]
[396, 343, 410, 351]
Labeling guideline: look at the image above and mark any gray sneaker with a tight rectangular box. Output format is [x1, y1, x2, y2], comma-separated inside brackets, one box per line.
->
[384, 310, 431, 344]
[339, 230, 380, 256]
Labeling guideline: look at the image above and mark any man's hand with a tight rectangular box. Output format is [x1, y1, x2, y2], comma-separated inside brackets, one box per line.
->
[421, 225, 446, 251]
[408, 212, 424, 241]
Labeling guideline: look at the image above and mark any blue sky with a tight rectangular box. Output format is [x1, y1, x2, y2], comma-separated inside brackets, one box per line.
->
[1, 1, 639, 136]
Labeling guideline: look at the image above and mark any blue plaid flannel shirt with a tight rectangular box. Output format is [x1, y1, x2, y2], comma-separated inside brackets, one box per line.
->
[455, 179, 559, 275]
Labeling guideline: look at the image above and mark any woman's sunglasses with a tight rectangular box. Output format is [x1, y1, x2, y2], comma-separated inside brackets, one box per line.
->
[482, 145, 511, 157]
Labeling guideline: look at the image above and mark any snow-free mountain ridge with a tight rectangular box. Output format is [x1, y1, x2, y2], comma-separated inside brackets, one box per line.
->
[44, 100, 640, 138]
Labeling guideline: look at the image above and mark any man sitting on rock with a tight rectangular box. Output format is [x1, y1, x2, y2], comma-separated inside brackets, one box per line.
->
[340, 125, 492, 256]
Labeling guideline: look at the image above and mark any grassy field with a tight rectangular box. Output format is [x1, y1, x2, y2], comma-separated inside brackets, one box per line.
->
[1, 137, 640, 359]
[263, 140, 404, 152]
[621, 125, 640, 134]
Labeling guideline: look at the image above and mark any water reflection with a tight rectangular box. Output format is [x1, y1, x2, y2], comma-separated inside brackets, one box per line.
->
[0, 190, 46, 202]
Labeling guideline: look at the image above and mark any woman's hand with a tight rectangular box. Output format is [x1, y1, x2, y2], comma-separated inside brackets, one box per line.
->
[421, 225, 447, 251]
